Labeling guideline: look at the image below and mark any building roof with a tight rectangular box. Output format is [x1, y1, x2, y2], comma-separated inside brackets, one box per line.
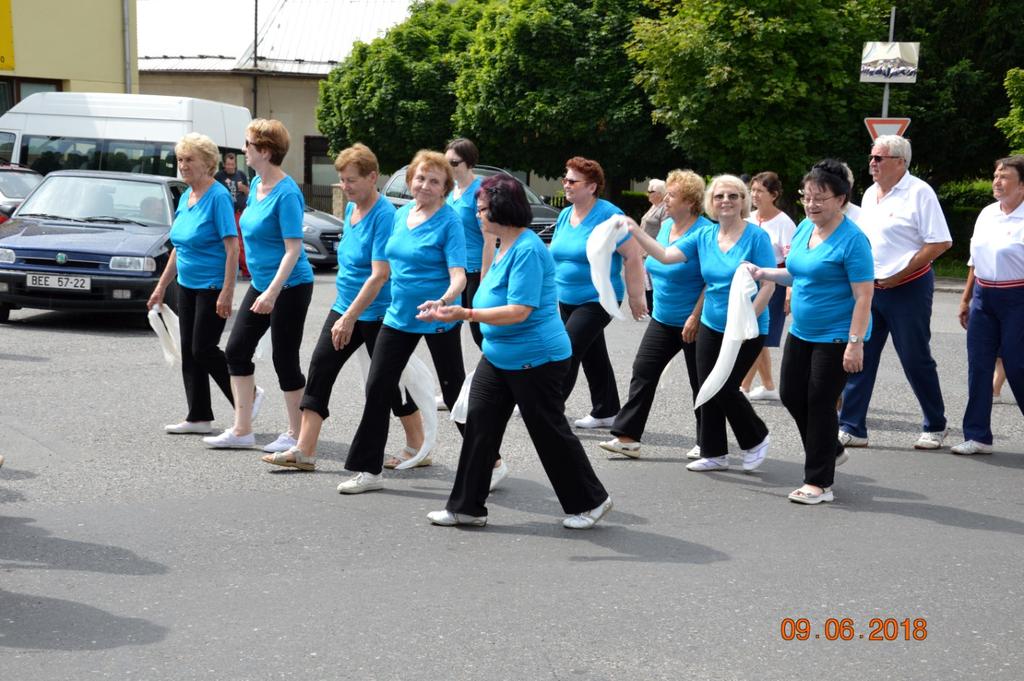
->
[138, 0, 411, 76]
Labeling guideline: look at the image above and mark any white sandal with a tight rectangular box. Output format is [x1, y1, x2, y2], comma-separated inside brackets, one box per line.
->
[261, 446, 316, 471]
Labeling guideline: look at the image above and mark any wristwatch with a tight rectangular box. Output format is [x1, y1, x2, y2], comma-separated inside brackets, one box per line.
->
[848, 335, 861, 344]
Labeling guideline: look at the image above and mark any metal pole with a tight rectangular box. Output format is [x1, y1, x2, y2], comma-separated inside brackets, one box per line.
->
[252, 0, 258, 117]
[881, 6, 895, 117]
[122, 0, 132, 93]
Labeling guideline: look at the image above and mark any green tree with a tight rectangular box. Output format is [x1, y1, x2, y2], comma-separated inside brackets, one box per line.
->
[316, 0, 489, 172]
[629, 0, 887, 187]
[995, 69, 1024, 154]
[453, 0, 674, 196]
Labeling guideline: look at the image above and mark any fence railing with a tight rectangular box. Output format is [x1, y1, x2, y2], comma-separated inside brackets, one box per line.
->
[299, 183, 336, 213]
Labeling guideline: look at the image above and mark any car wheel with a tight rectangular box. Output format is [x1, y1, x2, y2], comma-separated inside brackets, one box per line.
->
[0, 304, 10, 323]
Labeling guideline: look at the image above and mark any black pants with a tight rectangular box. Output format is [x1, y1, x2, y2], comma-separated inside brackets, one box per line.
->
[177, 285, 234, 422]
[446, 357, 608, 517]
[559, 301, 620, 418]
[694, 324, 768, 458]
[225, 283, 313, 391]
[462, 271, 484, 349]
[780, 334, 847, 488]
[345, 324, 465, 474]
[300, 311, 418, 420]
[611, 319, 700, 443]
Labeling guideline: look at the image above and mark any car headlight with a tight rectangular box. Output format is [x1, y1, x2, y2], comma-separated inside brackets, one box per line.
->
[110, 256, 157, 272]
[0, 247, 14, 264]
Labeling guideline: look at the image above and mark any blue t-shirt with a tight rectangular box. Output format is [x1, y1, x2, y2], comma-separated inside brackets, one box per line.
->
[332, 196, 397, 321]
[647, 216, 713, 327]
[786, 216, 875, 343]
[549, 199, 629, 305]
[170, 182, 237, 290]
[474, 230, 572, 370]
[679, 222, 775, 334]
[239, 175, 315, 291]
[447, 177, 484, 273]
[384, 202, 467, 333]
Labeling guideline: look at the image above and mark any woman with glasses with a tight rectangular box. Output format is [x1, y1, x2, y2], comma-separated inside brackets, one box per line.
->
[336, 150, 467, 494]
[202, 119, 315, 453]
[599, 170, 711, 459]
[549, 156, 647, 430]
[741, 171, 795, 401]
[749, 159, 874, 504]
[150, 133, 239, 435]
[421, 175, 612, 529]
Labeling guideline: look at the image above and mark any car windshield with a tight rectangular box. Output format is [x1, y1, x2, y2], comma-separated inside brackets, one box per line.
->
[16, 175, 171, 226]
[0, 170, 42, 199]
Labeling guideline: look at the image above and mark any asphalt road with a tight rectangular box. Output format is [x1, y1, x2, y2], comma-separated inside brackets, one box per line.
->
[1, 273, 1021, 680]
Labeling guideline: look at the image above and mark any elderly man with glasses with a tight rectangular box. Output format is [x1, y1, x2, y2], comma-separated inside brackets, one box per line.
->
[838, 135, 952, 451]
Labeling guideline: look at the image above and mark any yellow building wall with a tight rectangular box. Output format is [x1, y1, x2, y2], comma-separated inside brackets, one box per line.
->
[9, 0, 137, 92]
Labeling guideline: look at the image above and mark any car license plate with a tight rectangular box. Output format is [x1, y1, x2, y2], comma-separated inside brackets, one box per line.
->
[26, 273, 92, 291]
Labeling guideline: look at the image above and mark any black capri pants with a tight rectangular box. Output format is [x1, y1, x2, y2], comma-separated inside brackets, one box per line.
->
[559, 301, 621, 419]
[226, 282, 313, 391]
[300, 310, 418, 420]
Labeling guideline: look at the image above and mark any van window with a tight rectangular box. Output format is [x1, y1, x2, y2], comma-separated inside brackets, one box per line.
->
[0, 131, 14, 162]
[103, 140, 179, 176]
[21, 135, 180, 177]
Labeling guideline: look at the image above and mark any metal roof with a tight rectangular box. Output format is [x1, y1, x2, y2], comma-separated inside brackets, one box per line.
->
[138, 0, 412, 75]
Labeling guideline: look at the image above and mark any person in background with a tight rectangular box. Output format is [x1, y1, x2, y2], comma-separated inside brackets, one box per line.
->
[203, 119, 315, 453]
[640, 178, 668, 313]
[952, 155, 1024, 455]
[149, 133, 239, 435]
[214, 151, 250, 278]
[422, 175, 612, 529]
[838, 135, 952, 450]
[741, 171, 795, 401]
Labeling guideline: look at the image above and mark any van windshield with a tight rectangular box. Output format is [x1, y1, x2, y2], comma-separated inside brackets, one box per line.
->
[22, 135, 180, 177]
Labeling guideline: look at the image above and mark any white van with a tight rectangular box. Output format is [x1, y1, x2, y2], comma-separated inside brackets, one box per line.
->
[0, 92, 251, 177]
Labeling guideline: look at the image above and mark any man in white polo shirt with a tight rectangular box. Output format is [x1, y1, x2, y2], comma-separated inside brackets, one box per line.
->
[838, 135, 952, 450]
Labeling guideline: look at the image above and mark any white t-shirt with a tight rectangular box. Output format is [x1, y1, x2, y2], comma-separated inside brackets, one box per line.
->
[749, 210, 796, 264]
[845, 202, 862, 224]
[969, 200, 1024, 282]
[859, 172, 952, 279]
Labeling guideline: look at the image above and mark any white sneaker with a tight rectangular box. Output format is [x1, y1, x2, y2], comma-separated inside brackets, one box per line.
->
[262, 432, 297, 453]
[489, 460, 509, 492]
[837, 430, 868, 448]
[427, 510, 487, 527]
[563, 496, 613, 529]
[686, 455, 729, 471]
[436, 394, 449, 412]
[951, 440, 993, 455]
[748, 386, 780, 401]
[202, 429, 256, 449]
[598, 437, 641, 458]
[913, 429, 948, 450]
[251, 386, 266, 421]
[337, 471, 383, 494]
[573, 415, 615, 429]
[742, 435, 770, 471]
[685, 445, 701, 460]
[164, 420, 213, 434]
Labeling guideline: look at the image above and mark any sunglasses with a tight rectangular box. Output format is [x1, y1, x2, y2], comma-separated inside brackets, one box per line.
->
[868, 154, 900, 163]
[560, 177, 585, 186]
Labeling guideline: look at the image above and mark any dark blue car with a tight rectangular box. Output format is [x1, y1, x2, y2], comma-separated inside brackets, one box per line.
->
[0, 170, 187, 321]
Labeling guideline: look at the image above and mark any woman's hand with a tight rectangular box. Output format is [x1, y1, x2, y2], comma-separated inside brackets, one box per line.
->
[251, 288, 279, 314]
[628, 294, 648, 321]
[957, 301, 971, 330]
[216, 286, 234, 319]
[416, 301, 467, 323]
[784, 290, 792, 315]
[681, 314, 699, 343]
[331, 313, 355, 350]
[843, 342, 864, 373]
[147, 286, 165, 310]
[744, 261, 764, 280]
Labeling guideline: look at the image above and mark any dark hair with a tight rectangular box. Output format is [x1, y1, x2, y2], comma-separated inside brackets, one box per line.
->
[802, 159, 851, 207]
[751, 171, 783, 206]
[445, 137, 479, 169]
[223, 152, 237, 162]
[477, 174, 531, 228]
[565, 156, 605, 195]
[996, 155, 1024, 183]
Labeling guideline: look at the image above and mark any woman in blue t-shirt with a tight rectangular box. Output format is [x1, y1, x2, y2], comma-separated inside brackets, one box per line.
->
[202, 119, 315, 453]
[599, 170, 710, 460]
[336, 150, 468, 494]
[420, 175, 612, 529]
[751, 160, 874, 505]
[149, 133, 239, 435]
[549, 156, 647, 430]
[260, 144, 424, 472]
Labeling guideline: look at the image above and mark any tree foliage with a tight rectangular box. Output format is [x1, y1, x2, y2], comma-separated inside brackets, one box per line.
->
[996, 69, 1024, 154]
[628, 0, 888, 187]
[453, 0, 675, 191]
[315, 0, 488, 172]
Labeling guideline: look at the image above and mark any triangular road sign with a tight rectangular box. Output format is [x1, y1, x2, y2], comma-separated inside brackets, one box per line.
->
[865, 117, 911, 140]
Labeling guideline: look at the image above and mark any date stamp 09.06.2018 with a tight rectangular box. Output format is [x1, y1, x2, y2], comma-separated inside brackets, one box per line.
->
[780, 618, 928, 641]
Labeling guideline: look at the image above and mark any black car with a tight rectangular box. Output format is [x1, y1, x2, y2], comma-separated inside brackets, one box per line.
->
[301, 206, 345, 271]
[381, 164, 559, 242]
[0, 170, 186, 321]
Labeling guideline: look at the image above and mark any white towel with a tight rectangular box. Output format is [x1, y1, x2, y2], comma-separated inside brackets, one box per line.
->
[693, 267, 760, 409]
[586, 215, 630, 320]
[450, 369, 475, 424]
[147, 304, 181, 366]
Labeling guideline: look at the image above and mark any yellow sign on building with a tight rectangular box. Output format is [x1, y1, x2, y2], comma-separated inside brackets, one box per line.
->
[0, 0, 13, 70]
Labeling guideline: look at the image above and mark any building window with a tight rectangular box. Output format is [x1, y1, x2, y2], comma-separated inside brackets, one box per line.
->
[0, 77, 62, 116]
